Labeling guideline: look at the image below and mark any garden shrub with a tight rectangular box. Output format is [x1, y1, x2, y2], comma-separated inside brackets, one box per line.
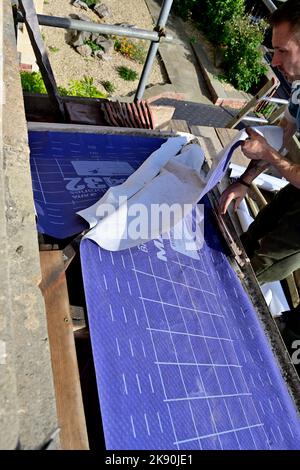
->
[177, 0, 268, 92]
[81, 0, 96, 8]
[59, 76, 107, 98]
[101, 80, 116, 95]
[117, 66, 138, 81]
[199, 0, 245, 44]
[20, 71, 47, 94]
[114, 37, 147, 64]
[20, 72, 107, 98]
[222, 15, 267, 91]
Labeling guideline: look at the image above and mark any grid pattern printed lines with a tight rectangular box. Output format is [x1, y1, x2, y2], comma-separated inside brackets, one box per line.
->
[129, 243, 264, 450]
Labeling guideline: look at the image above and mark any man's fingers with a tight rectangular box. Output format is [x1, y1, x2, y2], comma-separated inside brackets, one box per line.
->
[233, 197, 242, 212]
[246, 127, 261, 138]
[220, 193, 235, 214]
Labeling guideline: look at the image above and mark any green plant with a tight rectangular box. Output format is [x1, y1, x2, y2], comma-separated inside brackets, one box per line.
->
[57, 86, 69, 96]
[20, 72, 107, 98]
[84, 39, 102, 53]
[117, 66, 138, 81]
[114, 37, 146, 64]
[20, 71, 47, 94]
[82, 0, 96, 7]
[49, 46, 59, 52]
[66, 76, 107, 98]
[256, 102, 277, 119]
[222, 15, 267, 91]
[199, 0, 245, 45]
[101, 80, 116, 94]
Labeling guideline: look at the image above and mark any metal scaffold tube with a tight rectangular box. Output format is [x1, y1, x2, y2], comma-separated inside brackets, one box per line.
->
[134, 0, 174, 102]
[16, 12, 173, 43]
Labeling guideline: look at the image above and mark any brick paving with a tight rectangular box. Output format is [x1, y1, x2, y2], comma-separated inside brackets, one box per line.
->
[151, 97, 242, 128]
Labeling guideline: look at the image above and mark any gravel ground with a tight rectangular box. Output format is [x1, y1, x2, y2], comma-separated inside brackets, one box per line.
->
[43, 0, 167, 97]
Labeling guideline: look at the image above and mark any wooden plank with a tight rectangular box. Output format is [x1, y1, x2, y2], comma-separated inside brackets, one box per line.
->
[245, 194, 259, 218]
[250, 183, 268, 208]
[170, 119, 190, 133]
[39, 251, 89, 450]
[27, 121, 176, 138]
[190, 125, 223, 167]
[226, 78, 277, 128]
[293, 269, 300, 307]
[286, 274, 300, 308]
[215, 127, 249, 167]
[150, 105, 175, 130]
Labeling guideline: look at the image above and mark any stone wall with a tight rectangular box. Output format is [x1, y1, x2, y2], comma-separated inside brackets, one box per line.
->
[0, 1, 58, 449]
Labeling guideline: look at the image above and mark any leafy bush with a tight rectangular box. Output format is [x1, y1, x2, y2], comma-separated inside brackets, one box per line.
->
[20, 71, 47, 94]
[81, 0, 96, 7]
[84, 39, 102, 53]
[199, 0, 245, 44]
[64, 76, 107, 98]
[114, 37, 146, 64]
[101, 80, 116, 94]
[117, 66, 138, 81]
[20, 72, 107, 98]
[223, 15, 267, 91]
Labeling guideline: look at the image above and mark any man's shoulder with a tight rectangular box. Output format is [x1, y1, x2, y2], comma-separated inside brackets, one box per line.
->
[288, 81, 300, 122]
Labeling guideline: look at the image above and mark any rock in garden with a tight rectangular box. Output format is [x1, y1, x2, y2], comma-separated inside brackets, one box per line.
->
[72, 0, 89, 11]
[95, 38, 114, 54]
[114, 22, 137, 29]
[69, 30, 90, 47]
[93, 50, 105, 60]
[94, 3, 111, 19]
[76, 44, 92, 57]
[69, 13, 91, 22]
[94, 35, 109, 45]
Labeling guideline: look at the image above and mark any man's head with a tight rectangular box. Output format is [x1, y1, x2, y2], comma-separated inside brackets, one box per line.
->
[270, 0, 300, 81]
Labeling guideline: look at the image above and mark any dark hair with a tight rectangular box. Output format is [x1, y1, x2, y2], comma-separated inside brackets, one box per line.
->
[269, 0, 300, 31]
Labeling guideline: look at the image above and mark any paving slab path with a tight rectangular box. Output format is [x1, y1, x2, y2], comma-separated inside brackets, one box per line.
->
[145, 0, 212, 104]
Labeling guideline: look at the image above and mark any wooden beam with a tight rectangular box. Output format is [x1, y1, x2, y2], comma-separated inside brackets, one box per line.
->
[40, 251, 89, 450]
[286, 274, 300, 309]
[18, 0, 65, 120]
[226, 78, 277, 128]
[170, 119, 190, 133]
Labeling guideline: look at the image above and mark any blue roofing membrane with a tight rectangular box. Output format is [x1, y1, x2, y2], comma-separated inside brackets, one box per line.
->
[80, 200, 300, 450]
[29, 131, 166, 238]
[28, 130, 300, 449]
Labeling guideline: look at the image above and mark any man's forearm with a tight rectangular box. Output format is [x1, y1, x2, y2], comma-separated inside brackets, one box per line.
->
[240, 159, 270, 184]
[264, 147, 300, 188]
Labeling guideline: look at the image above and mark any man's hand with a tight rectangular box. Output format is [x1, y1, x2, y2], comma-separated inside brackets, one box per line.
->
[241, 128, 273, 160]
[219, 181, 248, 214]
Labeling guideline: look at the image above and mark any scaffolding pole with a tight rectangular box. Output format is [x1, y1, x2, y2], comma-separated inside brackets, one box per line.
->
[17, 13, 173, 43]
[135, 0, 174, 102]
